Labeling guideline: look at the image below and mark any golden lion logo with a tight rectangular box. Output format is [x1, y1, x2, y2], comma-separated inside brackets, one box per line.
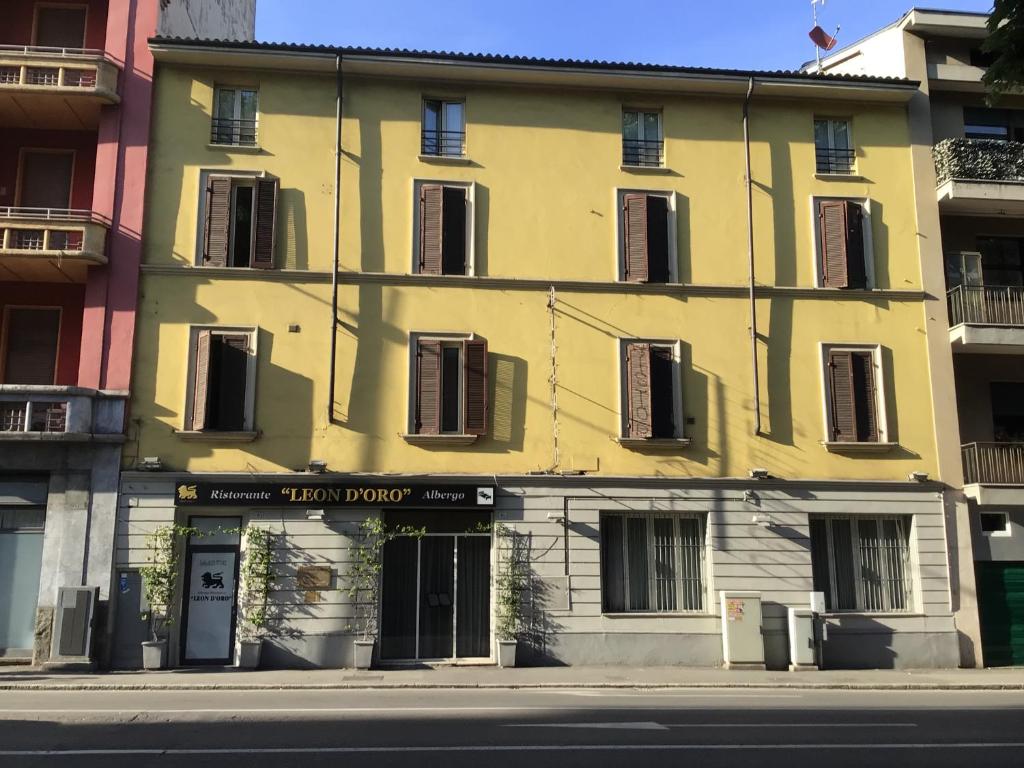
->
[177, 484, 198, 501]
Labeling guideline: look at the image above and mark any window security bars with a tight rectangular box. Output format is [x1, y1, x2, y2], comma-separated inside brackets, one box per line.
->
[622, 138, 665, 168]
[815, 146, 856, 175]
[421, 129, 466, 157]
[210, 118, 258, 147]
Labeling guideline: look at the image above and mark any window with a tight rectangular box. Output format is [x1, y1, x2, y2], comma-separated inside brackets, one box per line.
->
[413, 181, 474, 275]
[977, 237, 1024, 287]
[980, 512, 1011, 537]
[422, 100, 465, 157]
[991, 382, 1024, 442]
[813, 118, 854, 174]
[33, 5, 87, 48]
[618, 190, 676, 282]
[822, 344, 885, 444]
[621, 340, 683, 440]
[187, 328, 256, 432]
[200, 173, 278, 268]
[601, 513, 705, 613]
[1, 307, 60, 385]
[809, 516, 912, 613]
[814, 198, 870, 288]
[961, 107, 1024, 141]
[412, 335, 487, 436]
[622, 110, 663, 167]
[211, 87, 258, 146]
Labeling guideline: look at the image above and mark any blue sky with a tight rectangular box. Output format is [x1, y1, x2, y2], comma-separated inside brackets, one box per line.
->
[256, 0, 993, 71]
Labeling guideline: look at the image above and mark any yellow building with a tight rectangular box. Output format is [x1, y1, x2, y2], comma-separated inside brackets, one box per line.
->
[116, 38, 973, 670]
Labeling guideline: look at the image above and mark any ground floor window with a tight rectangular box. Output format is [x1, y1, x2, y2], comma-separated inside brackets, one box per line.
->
[809, 515, 912, 613]
[600, 513, 705, 613]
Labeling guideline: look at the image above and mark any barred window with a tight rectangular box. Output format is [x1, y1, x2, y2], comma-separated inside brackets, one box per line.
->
[809, 516, 912, 613]
[600, 513, 705, 613]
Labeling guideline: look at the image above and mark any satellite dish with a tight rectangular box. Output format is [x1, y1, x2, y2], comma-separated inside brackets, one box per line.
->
[809, 25, 838, 51]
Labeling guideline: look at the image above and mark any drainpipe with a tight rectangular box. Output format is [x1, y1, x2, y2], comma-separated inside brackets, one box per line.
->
[328, 54, 343, 425]
[743, 77, 762, 437]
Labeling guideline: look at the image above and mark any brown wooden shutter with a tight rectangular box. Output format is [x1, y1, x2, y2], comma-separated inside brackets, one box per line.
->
[827, 350, 856, 442]
[819, 199, 866, 288]
[251, 177, 278, 269]
[463, 337, 488, 435]
[852, 350, 879, 442]
[203, 176, 231, 267]
[419, 184, 443, 275]
[416, 339, 441, 434]
[623, 193, 649, 282]
[191, 330, 212, 430]
[625, 342, 653, 438]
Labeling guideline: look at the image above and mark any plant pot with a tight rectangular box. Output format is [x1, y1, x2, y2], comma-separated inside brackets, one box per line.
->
[353, 639, 375, 670]
[141, 640, 167, 670]
[236, 639, 263, 669]
[496, 639, 517, 668]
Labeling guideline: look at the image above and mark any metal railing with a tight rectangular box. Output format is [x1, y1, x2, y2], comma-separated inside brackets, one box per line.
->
[815, 146, 856, 175]
[421, 129, 466, 157]
[210, 117, 258, 147]
[0, 44, 106, 58]
[0, 401, 67, 433]
[947, 284, 1024, 327]
[622, 138, 664, 167]
[0, 206, 98, 222]
[0, 62, 101, 89]
[934, 137, 1024, 185]
[963, 442, 1024, 485]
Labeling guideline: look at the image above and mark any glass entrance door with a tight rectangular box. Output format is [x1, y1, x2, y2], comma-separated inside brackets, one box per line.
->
[380, 533, 491, 661]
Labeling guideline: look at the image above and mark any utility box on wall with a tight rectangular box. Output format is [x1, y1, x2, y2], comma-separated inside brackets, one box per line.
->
[720, 591, 766, 670]
[47, 586, 99, 670]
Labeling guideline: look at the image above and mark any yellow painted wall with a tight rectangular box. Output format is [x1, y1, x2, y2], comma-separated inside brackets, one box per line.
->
[131, 64, 940, 481]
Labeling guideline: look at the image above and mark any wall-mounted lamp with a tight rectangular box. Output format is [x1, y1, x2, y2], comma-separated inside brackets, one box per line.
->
[546, 511, 566, 523]
[743, 489, 760, 506]
[138, 456, 162, 471]
[749, 468, 770, 480]
[751, 512, 776, 528]
[306, 509, 325, 521]
[909, 471, 929, 483]
[308, 459, 328, 474]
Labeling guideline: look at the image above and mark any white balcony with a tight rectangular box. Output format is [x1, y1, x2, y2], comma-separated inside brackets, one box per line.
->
[0, 207, 108, 282]
[947, 284, 1024, 353]
[962, 442, 1024, 506]
[934, 138, 1024, 216]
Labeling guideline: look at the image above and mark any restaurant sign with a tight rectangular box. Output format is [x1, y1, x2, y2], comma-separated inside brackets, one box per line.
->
[175, 481, 496, 508]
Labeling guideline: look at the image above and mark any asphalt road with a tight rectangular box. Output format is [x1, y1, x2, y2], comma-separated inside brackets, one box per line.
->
[1, 687, 1023, 767]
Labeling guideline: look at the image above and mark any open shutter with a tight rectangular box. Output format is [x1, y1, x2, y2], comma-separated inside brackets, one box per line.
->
[827, 350, 857, 442]
[463, 337, 488, 435]
[623, 193, 649, 282]
[191, 330, 212, 430]
[416, 339, 441, 434]
[852, 351, 879, 442]
[419, 184, 443, 275]
[251, 177, 278, 269]
[625, 342, 652, 438]
[203, 176, 231, 267]
[844, 201, 867, 289]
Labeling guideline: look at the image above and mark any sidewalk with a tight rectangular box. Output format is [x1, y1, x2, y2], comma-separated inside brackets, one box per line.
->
[2, 664, 1024, 691]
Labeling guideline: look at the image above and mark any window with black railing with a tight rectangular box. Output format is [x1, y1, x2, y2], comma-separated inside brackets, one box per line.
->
[421, 129, 466, 157]
[814, 118, 855, 175]
[622, 109, 663, 167]
[422, 99, 465, 157]
[815, 146, 856, 175]
[212, 86, 258, 147]
[210, 117, 258, 147]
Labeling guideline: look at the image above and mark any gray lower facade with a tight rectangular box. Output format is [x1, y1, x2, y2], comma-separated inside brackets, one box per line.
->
[115, 472, 962, 670]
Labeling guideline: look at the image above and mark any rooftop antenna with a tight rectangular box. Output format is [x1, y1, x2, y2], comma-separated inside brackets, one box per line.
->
[809, 0, 840, 72]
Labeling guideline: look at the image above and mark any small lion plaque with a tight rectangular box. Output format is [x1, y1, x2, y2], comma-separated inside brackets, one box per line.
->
[296, 565, 332, 590]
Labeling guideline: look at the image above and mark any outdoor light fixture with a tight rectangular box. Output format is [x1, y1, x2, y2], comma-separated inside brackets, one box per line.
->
[749, 468, 770, 480]
[306, 509, 325, 521]
[546, 511, 566, 523]
[743, 489, 759, 505]
[909, 471, 929, 482]
[752, 512, 776, 528]
[308, 459, 328, 474]
[138, 456, 162, 471]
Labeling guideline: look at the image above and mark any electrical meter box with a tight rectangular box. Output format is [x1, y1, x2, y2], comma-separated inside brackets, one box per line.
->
[788, 607, 818, 671]
[720, 591, 765, 670]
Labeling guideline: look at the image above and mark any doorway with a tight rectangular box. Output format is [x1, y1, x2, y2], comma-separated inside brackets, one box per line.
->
[1, 307, 61, 385]
[0, 507, 45, 654]
[179, 517, 240, 665]
[18, 151, 74, 211]
[379, 512, 491, 661]
[33, 5, 88, 49]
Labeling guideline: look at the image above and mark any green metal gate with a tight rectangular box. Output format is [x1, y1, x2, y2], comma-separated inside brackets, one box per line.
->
[977, 562, 1024, 667]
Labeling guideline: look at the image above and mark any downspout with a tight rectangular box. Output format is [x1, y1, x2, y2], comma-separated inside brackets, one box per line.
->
[328, 53, 342, 425]
[743, 77, 762, 437]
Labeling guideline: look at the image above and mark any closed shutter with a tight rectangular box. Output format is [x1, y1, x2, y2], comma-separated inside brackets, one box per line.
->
[203, 176, 231, 267]
[463, 338, 488, 435]
[851, 350, 879, 442]
[623, 193, 649, 282]
[625, 342, 652, 438]
[827, 350, 856, 442]
[191, 330, 212, 430]
[819, 199, 867, 288]
[251, 177, 278, 269]
[419, 184, 443, 275]
[416, 340, 441, 434]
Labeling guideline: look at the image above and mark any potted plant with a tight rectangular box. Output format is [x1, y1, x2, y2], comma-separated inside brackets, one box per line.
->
[345, 516, 424, 669]
[236, 526, 274, 669]
[495, 524, 528, 667]
[139, 524, 187, 670]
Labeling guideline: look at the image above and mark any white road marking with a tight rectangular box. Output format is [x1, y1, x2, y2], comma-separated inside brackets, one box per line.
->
[0, 743, 1021, 756]
[505, 721, 669, 730]
[665, 723, 916, 728]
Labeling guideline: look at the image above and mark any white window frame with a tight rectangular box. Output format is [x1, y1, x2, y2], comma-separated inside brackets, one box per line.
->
[980, 511, 1011, 538]
[410, 179, 476, 276]
[813, 117, 855, 174]
[183, 325, 258, 432]
[810, 196, 875, 289]
[617, 338, 684, 439]
[818, 342, 889, 445]
[406, 331, 475, 435]
[212, 85, 259, 145]
[621, 108, 664, 167]
[193, 169, 273, 267]
[614, 188, 679, 283]
[422, 98, 466, 157]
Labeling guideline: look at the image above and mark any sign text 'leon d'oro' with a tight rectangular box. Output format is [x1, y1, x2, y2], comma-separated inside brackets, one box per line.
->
[280, 486, 414, 504]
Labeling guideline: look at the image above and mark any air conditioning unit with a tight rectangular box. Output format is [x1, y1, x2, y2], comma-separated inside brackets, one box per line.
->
[50, 586, 99, 662]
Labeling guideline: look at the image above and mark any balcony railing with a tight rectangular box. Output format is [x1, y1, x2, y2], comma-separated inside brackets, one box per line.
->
[0, 401, 67, 433]
[421, 129, 465, 157]
[963, 442, 1024, 485]
[815, 146, 856, 175]
[0, 45, 118, 101]
[210, 117, 258, 147]
[947, 284, 1024, 327]
[622, 138, 664, 168]
[0, 386, 127, 441]
[933, 137, 1024, 186]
